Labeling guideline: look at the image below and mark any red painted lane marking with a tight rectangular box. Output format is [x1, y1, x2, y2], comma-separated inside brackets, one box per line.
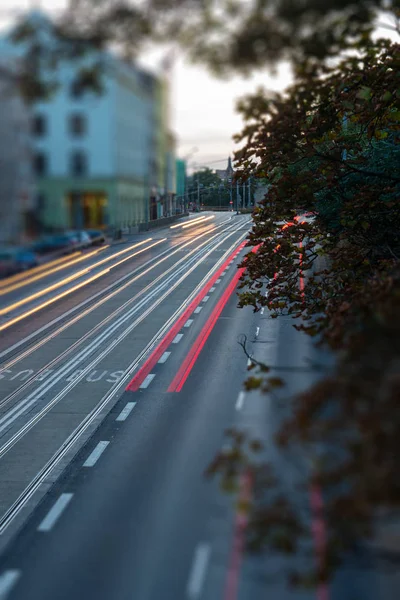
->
[299, 239, 328, 599]
[167, 265, 245, 392]
[125, 241, 247, 391]
[223, 469, 253, 600]
[310, 483, 329, 600]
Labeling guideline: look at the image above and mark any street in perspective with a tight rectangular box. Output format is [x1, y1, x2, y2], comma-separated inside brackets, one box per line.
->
[0, 1, 399, 599]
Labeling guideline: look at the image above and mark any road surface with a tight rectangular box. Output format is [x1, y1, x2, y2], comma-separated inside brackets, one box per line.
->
[0, 212, 392, 599]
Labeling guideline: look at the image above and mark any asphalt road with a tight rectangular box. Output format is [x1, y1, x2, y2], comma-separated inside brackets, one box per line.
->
[0, 212, 394, 599]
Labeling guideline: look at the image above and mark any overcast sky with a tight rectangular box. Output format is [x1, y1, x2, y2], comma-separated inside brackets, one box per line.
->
[0, 0, 293, 171]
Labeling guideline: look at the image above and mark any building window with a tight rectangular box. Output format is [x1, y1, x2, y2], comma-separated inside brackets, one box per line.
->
[70, 79, 84, 99]
[69, 113, 86, 136]
[32, 114, 47, 136]
[33, 152, 47, 176]
[70, 151, 88, 177]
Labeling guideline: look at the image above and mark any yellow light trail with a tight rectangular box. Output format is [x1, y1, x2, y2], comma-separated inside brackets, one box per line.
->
[181, 215, 215, 229]
[0, 238, 153, 317]
[0, 252, 83, 290]
[0, 247, 108, 296]
[170, 215, 210, 229]
[0, 239, 165, 333]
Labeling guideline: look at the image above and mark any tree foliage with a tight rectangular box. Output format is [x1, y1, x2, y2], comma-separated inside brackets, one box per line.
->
[207, 36, 400, 585]
[8, 0, 400, 101]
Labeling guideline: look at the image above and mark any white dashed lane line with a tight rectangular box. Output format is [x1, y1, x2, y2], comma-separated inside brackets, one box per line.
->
[158, 351, 171, 364]
[184, 320, 193, 328]
[116, 402, 136, 421]
[202, 296, 209, 303]
[37, 493, 73, 532]
[216, 278, 221, 284]
[194, 306, 202, 314]
[209, 287, 216, 293]
[173, 333, 184, 344]
[0, 570, 21, 599]
[139, 374, 156, 389]
[83, 441, 110, 467]
[186, 543, 211, 599]
[235, 391, 246, 411]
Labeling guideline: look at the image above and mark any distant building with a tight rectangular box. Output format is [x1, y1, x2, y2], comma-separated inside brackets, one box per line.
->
[0, 12, 172, 233]
[215, 156, 234, 182]
[0, 61, 35, 244]
[175, 159, 187, 212]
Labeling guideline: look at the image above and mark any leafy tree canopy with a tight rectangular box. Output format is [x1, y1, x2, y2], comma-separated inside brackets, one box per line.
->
[207, 36, 400, 585]
[8, 0, 400, 100]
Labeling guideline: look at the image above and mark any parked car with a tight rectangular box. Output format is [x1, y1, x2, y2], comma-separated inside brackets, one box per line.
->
[0, 247, 38, 278]
[31, 233, 78, 255]
[68, 230, 91, 249]
[86, 230, 106, 246]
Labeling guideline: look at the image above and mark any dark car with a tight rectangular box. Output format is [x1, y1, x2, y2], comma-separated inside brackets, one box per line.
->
[86, 230, 106, 246]
[32, 233, 80, 255]
[0, 247, 38, 278]
[68, 231, 91, 249]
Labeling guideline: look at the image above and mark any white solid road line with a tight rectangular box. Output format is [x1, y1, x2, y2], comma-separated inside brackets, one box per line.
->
[186, 543, 211, 599]
[184, 319, 194, 328]
[202, 296, 209, 302]
[236, 391, 246, 411]
[194, 306, 203, 314]
[116, 402, 136, 422]
[83, 441, 110, 467]
[0, 570, 21, 599]
[139, 374, 156, 389]
[173, 333, 184, 344]
[37, 493, 73, 532]
[158, 351, 171, 364]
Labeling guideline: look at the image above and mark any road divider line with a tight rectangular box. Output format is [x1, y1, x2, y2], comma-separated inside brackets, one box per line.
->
[186, 543, 211, 599]
[202, 296, 209, 302]
[210, 287, 216, 292]
[139, 374, 155, 389]
[0, 570, 21, 599]
[168, 266, 245, 393]
[158, 352, 171, 364]
[235, 391, 246, 411]
[194, 306, 202, 314]
[184, 320, 193, 328]
[173, 334, 184, 344]
[83, 441, 110, 467]
[216, 278, 221, 283]
[116, 402, 136, 422]
[125, 240, 247, 392]
[37, 493, 73, 532]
